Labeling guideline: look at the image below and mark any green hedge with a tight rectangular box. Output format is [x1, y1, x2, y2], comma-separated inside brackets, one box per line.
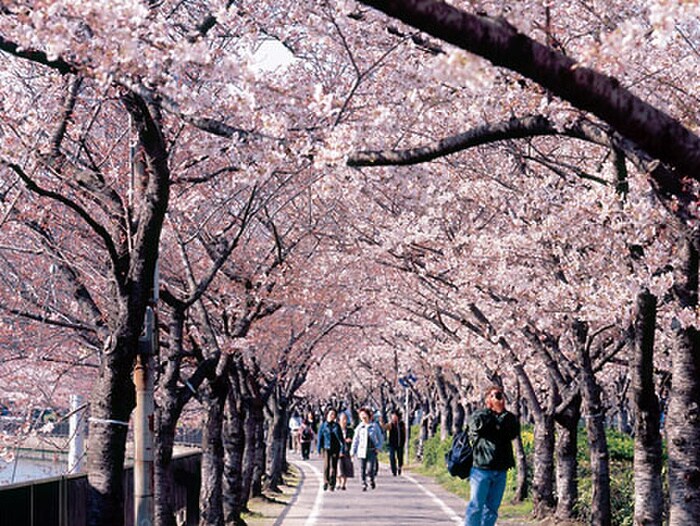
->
[417, 424, 654, 525]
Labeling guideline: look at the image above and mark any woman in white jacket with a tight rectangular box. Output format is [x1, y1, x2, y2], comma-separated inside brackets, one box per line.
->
[351, 407, 384, 491]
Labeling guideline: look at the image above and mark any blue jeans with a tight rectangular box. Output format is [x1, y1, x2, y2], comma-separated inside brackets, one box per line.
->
[360, 450, 377, 486]
[465, 467, 507, 526]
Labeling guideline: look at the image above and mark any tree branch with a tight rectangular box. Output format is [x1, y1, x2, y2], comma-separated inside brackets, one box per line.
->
[357, 0, 700, 178]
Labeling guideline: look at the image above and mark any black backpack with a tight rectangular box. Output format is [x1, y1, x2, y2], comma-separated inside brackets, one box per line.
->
[445, 431, 473, 479]
[301, 426, 313, 441]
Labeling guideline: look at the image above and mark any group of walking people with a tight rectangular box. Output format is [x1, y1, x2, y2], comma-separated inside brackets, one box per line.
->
[290, 383, 520, 526]
[292, 406, 407, 492]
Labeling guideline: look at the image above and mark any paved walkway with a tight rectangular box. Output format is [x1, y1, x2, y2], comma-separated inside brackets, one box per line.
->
[276, 453, 468, 525]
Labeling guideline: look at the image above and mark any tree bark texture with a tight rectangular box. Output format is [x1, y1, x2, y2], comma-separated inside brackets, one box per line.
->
[266, 398, 288, 492]
[667, 230, 700, 526]
[85, 91, 170, 526]
[250, 407, 266, 498]
[512, 381, 528, 503]
[155, 404, 178, 526]
[155, 307, 186, 526]
[451, 395, 465, 436]
[222, 370, 246, 526]
[632, 289, 664, 526]
[509, 358, 555, 516]
[241, 394, 264, 505]
[574, 321, 612, 526]
[199, 391, 226, 526]
[554, 394, 581, 521]
[435, 369, 452, 441]
[531, 414, 556, 517]
[87, 335, 135, 526]
[357, 0, 700, 179]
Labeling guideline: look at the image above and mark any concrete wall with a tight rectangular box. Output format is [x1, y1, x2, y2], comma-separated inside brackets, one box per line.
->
[0, 452, 201, 526]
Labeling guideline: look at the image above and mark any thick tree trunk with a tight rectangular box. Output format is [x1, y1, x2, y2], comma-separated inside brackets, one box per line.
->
[200, 390, 226, 526]
[531, 414, 556, 517]
[512, 381, 528, 503]
[222, 369, 246, 526]
[155, 404, 179, 526]
[554, 395, 581, 521]
[574, 320, 611, 526]
[87, 340, 135, 526]
[155, 308, 186, 526]
[435, 368, 452, 441]
[241, 394, 263, 507]
[632, 289, 664, 526]
[451, 395, 465, 435]
[266, 398, 288, 492]
[417, 397, 430, 461]
[250, 408, 266, 498]
[510, 359, 555, 516]
[667, 230, 700, 526]
[613, 374, 632, 435]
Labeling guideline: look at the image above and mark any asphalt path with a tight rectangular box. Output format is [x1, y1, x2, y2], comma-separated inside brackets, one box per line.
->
[275, 452, 468, 525]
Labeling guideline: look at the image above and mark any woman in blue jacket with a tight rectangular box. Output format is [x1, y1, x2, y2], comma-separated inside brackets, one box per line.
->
[317, 408, 344, 490]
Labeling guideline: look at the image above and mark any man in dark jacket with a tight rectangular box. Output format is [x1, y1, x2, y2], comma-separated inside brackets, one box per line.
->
[317, 408, 344, 490]
[465, 385, 520, 526]
[384, 410, 407, 476]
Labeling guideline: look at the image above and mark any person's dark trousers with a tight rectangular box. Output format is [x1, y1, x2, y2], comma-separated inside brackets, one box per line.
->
[301, 442, 311, 460]
[322, 449, 339, 489]
[389, 445, 404, 475]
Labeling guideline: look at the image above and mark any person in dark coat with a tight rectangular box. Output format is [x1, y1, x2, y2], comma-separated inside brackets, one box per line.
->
[317, 408, 344, 491]
[465, 385, 520, 526]
[337, 411, 354, 489]
[299, 411, 316, 460]
[384, 409, 406, 476]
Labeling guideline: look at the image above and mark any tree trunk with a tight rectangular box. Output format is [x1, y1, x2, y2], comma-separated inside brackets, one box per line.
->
[452, 395, 465, 435]
[417, 398, 430, 461]
[241, 394, 263, 507]
[155, 403, 179, 526]
[155, 307, 186, 526]
[632, 289, 664, 526]
[531, 413, 556, 517]
[512, 382, 528, 502]
[222, 367, 246, 526]
[435, 368, 452, 441]
[554, 393, 581, 521]
[200, 389, 226, 526]
[667, 229, 700, 526]
[250, 407, 266, 498]
[266, 396, 288, 492]
[87, 339, 135, 526]
[574, 320, 611, 526]
[510, 359, 555, 516]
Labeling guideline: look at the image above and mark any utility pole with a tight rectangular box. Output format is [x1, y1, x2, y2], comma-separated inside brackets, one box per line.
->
[68, 394, 86, 474]
[134, 262, 158, 526]
[134, 305, 155, 525]
[131, 112, 157, 526]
